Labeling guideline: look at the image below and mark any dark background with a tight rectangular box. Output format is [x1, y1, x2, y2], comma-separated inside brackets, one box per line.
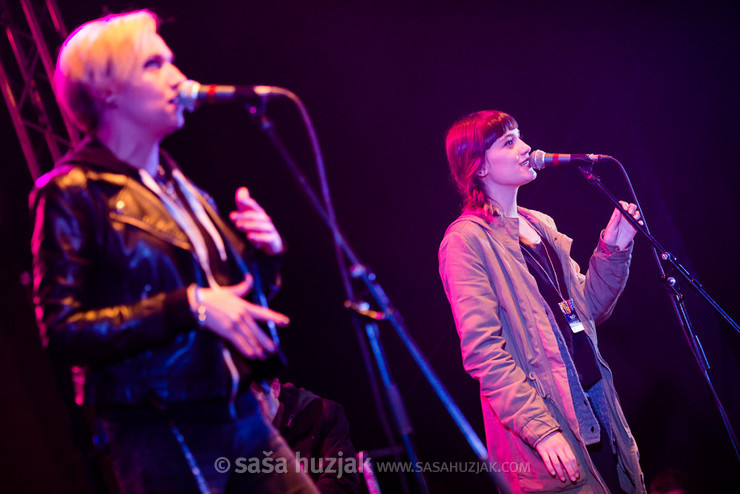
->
[1, 1, 738, 492]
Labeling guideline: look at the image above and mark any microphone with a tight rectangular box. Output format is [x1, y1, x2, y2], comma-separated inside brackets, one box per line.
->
[530, 149, 612, 170]
[176, 80, 290, 112]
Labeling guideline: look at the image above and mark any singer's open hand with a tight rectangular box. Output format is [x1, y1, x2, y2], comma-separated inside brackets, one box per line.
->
[535, 432, 580, 484]
[188, 276, 289, 360]
[229, 187, 284, 255]
[602, 200, 643, 250]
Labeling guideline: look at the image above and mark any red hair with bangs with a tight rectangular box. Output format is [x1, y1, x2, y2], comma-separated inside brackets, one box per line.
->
[445, 110, 518, 221]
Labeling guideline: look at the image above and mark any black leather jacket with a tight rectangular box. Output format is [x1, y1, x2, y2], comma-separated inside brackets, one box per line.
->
[31, 138, 281, 406]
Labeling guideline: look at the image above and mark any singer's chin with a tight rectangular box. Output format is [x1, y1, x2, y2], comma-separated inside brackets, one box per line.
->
[169, 111, 186, 133]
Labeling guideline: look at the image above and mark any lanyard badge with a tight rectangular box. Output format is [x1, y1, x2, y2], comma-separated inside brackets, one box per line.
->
[558, 299, 585, 333]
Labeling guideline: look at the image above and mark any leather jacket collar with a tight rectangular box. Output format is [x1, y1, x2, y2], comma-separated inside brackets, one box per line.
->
[57, 136, 144, 177]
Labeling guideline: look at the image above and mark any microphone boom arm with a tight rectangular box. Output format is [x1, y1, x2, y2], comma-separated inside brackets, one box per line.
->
[242, 96, 508, 491]
[576, 162, 739, 462]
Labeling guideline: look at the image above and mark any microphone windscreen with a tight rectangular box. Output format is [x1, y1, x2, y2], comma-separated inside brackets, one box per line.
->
[530, 149, 547, 170]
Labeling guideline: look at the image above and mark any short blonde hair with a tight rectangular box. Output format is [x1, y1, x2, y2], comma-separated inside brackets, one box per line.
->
[54, 10, 158, 134]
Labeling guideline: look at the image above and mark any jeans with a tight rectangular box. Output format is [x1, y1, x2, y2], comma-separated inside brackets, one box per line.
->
[98, 394, 319, 494]
[586, 380, 622, 493]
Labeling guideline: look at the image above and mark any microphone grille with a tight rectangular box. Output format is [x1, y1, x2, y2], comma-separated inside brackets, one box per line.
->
[530, 150, 546, 170]
[176, 79, 201, 112]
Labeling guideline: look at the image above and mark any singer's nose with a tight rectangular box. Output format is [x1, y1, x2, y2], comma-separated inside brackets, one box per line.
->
[168, 64, 187, 88]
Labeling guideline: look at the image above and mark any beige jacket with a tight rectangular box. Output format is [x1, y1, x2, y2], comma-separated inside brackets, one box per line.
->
[439, 207, 645, 493]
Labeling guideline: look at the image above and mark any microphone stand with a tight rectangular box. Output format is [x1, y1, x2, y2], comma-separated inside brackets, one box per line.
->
[244, 95, 506, 492]
[576, 162, 740, 462]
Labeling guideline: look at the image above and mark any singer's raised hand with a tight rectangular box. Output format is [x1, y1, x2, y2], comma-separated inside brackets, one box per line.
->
[229, 186, 284, 255]
[603, 200, 644, 250]
[188, 276, 288, 360]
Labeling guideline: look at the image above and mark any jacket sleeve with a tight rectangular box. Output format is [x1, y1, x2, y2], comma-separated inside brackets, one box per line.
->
[581, 233, 633, 325]
[533, 209, 633, 326]
[439, 227, 560, 447]
[31, 171, 194, 367]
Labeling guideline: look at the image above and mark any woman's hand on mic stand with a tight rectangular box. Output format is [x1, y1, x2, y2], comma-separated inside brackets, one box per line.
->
[602, 200, 644, 250]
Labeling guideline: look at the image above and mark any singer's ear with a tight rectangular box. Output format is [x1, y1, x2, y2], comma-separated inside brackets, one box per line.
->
[476, 161, 488, 178]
